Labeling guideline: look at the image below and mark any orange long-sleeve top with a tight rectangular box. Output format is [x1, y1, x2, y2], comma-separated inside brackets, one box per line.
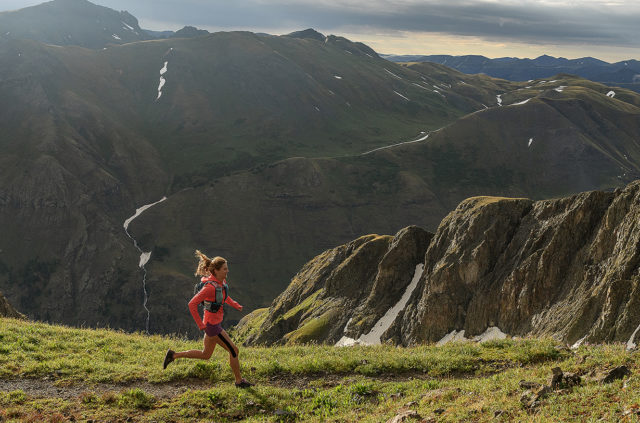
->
[188, 275, 242, 330]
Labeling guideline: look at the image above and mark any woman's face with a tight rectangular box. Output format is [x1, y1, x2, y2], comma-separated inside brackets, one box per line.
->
[213, 263, 229, 280]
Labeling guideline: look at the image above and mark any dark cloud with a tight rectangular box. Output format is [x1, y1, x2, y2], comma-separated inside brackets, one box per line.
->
[2, 0, 640, 49]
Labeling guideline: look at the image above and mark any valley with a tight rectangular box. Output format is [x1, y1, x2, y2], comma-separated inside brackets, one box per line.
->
[0, 0, 639, 338]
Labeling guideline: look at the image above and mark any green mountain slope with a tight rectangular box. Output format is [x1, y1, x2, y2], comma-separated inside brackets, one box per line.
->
[0, 23, 639, 335]
[0, 31, 512, 332]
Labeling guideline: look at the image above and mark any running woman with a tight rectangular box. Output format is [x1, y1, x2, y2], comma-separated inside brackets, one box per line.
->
[163, 250, 253, 388]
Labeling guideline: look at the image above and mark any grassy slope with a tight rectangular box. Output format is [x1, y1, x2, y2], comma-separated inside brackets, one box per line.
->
[2, 318, 640, 422]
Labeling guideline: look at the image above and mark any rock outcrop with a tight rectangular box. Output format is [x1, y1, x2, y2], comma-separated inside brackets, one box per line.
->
[0, 291, 25, 319]
[394, 181, 640, 346]
[239, 180, 640, 346]
[236, 226, 432, 345]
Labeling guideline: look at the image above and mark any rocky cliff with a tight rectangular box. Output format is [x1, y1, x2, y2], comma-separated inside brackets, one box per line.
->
[236, 226, 432, 345]
[238, 181, 640, 346]
[394, 180, 640, 347]
[0, 291, 25, 319]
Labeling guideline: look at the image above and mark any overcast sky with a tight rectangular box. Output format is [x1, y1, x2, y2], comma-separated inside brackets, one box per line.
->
[3, 0, 640, 62]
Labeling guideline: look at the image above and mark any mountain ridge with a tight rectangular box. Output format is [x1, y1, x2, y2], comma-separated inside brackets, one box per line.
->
[383, 53, 640, 92]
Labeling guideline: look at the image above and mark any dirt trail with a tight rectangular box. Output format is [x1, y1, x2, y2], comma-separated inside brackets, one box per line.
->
[0, 367, 510, 401]
[0, 371, 439, 401]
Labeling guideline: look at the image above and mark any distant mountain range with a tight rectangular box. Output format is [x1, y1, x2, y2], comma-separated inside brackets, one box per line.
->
[0, 0, 638, 336]
[383, 54, 640, 93]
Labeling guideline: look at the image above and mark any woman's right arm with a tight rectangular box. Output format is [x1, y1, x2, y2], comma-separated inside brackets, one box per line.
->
[188, 287, 210, 330]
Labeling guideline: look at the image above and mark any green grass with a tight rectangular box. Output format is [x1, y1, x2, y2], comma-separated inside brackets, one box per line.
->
[2, 317, 640, 422]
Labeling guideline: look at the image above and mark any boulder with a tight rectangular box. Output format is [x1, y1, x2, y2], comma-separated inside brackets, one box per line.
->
[0, 291, 25, 319]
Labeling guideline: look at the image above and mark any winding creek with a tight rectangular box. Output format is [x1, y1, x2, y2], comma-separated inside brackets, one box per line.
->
[123, 197, 167, 333]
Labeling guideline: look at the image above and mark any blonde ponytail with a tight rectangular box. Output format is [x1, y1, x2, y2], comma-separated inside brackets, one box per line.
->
[194, 250, 227, 277]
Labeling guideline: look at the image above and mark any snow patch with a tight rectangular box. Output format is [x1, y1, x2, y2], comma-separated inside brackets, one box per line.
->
[394, 90, 410, 101]
[437, 326, 508, 345]
[436, 330, 467, 346]
[475, 327, 508, 343]
[157, 77, 166, 99]
[412, 83, 429, 90]
[156, 61, 168, 100]
[384, 68, 403, 80]
[571, 335, 588, 350]
[343, 318, 353, 334]
[122, 22, 135, 31]
[336, 264, 424, 347]
[627, 323, 640, 350]
[511, 98, 530, 106]
[112, 34, 121, 40]
[496, 94, 503, 106]
[554, 86, 567, 92]
[139, 252, 152, 268]
[314, 106, 320, 112]
[362, 131, 431, 155]
[123, 197, 168, 333]
[333, 75, 342, 79]
[606, 91, 616, 98]
[528, 138, 533, 148]
[123, 197, 168, 231]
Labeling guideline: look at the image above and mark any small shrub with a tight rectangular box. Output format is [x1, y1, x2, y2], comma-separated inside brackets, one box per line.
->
[312, 392, 337, 416]
[117, 388, 155, 410]
[80, 391, 98, 405]
[350, 381, 375, 396]
[101, 391, 118, 405]
[207, 391, 220, 404]
[0, 390, 26, 405]
[186, 361, 221, 381]
[481, 339, 514, 349]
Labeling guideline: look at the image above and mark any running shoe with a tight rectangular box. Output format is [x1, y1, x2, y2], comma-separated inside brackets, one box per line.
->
[235, 378, 254, 388]
[163, 349, 174, 369]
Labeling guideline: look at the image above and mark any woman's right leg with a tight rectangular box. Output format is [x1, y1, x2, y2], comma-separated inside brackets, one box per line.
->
[214, 330, 242, 383]
[173, 334, 216, 360]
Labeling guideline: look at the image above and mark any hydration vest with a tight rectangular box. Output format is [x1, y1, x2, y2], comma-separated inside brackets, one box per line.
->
[194, 280, 228, 313]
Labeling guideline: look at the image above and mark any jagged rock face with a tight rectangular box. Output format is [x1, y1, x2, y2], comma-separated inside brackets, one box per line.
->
[237, 226, 432, 345]
[395, 181, 640, 346]
[0, 291, 25, 319]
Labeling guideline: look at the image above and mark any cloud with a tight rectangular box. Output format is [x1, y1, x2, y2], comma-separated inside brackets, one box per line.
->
[3, 0, 640, 51]
[240, 0, 640, 47]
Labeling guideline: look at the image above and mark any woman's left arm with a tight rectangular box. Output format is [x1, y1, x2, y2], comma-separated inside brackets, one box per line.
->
[225, 295, 243, 311]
